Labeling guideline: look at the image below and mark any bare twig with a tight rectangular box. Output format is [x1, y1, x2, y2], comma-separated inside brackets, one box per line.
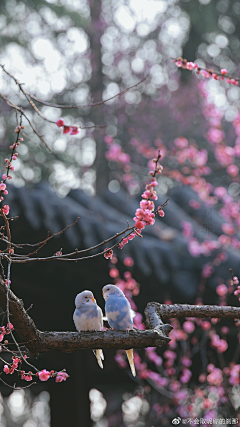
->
[0, 217, 80, 250]
[0, 374, 36, 389]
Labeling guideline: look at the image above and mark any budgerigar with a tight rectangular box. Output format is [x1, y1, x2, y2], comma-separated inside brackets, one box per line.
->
[73, 290, 104, 369]
[102, 284, 136, 377]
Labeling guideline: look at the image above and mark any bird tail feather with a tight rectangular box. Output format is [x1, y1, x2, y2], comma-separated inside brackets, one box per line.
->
[93, 349, 104, 369]
[126, 349, 136, 377]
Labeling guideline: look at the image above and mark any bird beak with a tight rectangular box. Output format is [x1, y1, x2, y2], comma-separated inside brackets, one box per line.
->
[102, 291, 105, 297]
[91, 297, 96, 303]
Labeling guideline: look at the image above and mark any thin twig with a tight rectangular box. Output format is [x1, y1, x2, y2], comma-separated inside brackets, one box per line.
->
[0, 374, 36, 389]
[0, 93, 51, 151]
[26, 75, 148, 109]
[0, 217, 80, 250]
[5, 225, 136, 263]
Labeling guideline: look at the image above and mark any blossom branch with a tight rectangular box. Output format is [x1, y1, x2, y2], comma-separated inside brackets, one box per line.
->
[1, 224, 137, 263]
[174, 57, 239, 85]
[0, 93, 50, 151]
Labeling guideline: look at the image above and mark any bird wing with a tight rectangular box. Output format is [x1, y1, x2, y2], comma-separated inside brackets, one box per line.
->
[73, 305, 101, 331]
[105, 295, 134, 330]
[97, 305, 104, 330]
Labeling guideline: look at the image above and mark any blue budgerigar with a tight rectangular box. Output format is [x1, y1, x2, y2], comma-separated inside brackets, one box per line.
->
[73, 290, 104, 369]
[102, 284, 136, 376]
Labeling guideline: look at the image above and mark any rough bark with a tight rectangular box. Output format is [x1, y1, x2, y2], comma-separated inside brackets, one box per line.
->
[147, 302, 240, 319]
[36, 329, 170, 354]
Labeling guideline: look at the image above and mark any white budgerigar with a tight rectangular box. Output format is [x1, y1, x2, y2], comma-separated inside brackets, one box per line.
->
[102, 284, 136, 377]
[73, 290, 104, 369]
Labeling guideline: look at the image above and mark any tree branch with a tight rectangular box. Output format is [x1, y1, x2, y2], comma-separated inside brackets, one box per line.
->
[36, 330, 170, 353]
[0, 277, 39, 356]
[146, 302, 240, 319]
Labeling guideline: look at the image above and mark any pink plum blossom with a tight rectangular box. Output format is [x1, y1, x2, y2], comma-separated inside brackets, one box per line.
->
[109, 268, 119, 278]
[38, 369, 51, 381]
[123, 257, 134, 267]
[70, 127, 79, 135]
[63, 126, 71, 134]
[221, 69, 227, 75]
[216, 284, 228, 296]
[183, 321, 195, 333]
[104, 248, 113, 259]
[226, 164, 239, 177]
[2, 205, 9, 215]
[55, 372, 69, 382]
[56, 119, 65, 127]
[21, 371, 33, 381]
[201, 321, 211, 331]
[3, 365, 10, 374]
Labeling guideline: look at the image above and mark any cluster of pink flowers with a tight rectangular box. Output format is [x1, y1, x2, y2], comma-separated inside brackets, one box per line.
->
[180, 367, 192, 384]
[21, 371, 33, 381]
[103, 155, 166, 258]
[175, 58, 239, 86]
[1, 204, 9, 215]
[231, 275, 239, 286]
[0, 323, 14, 342]
[0, 127, 23, 214]
[56, 118, 79, 135]
[188, 238, 220, 258]
[3, 356, 21, 375]
[145, 347, 163, 366]
[234, 283, 240, 300]
[207, 364, 223, 386]
[105, 142, 130, 164]
[200, 82, 239, 181]
[130, 137, 162, 160]
[4, 364, 69, 383]
[210, 333, 228, 353]
[169, 168, 215, 206]
[109, 264, 140, 298]
[132, 157, 165, 232]
[38, 369, 69, 382]
[174, 137, 208, 169]
[118, 233, 137, 249]
[0, 317, 69, 383]
[103, 248, 113, 259]
[229, 364, 240, 385]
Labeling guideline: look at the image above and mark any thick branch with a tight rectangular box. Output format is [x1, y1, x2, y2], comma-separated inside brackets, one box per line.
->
[0, 278, 39, 356]
[36, 330, 169, 353]
[147, 303, 240, 319]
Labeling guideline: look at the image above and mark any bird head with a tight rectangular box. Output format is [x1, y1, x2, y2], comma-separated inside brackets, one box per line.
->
[102, 284, 123, 300]
[75, 290, 96, 308]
